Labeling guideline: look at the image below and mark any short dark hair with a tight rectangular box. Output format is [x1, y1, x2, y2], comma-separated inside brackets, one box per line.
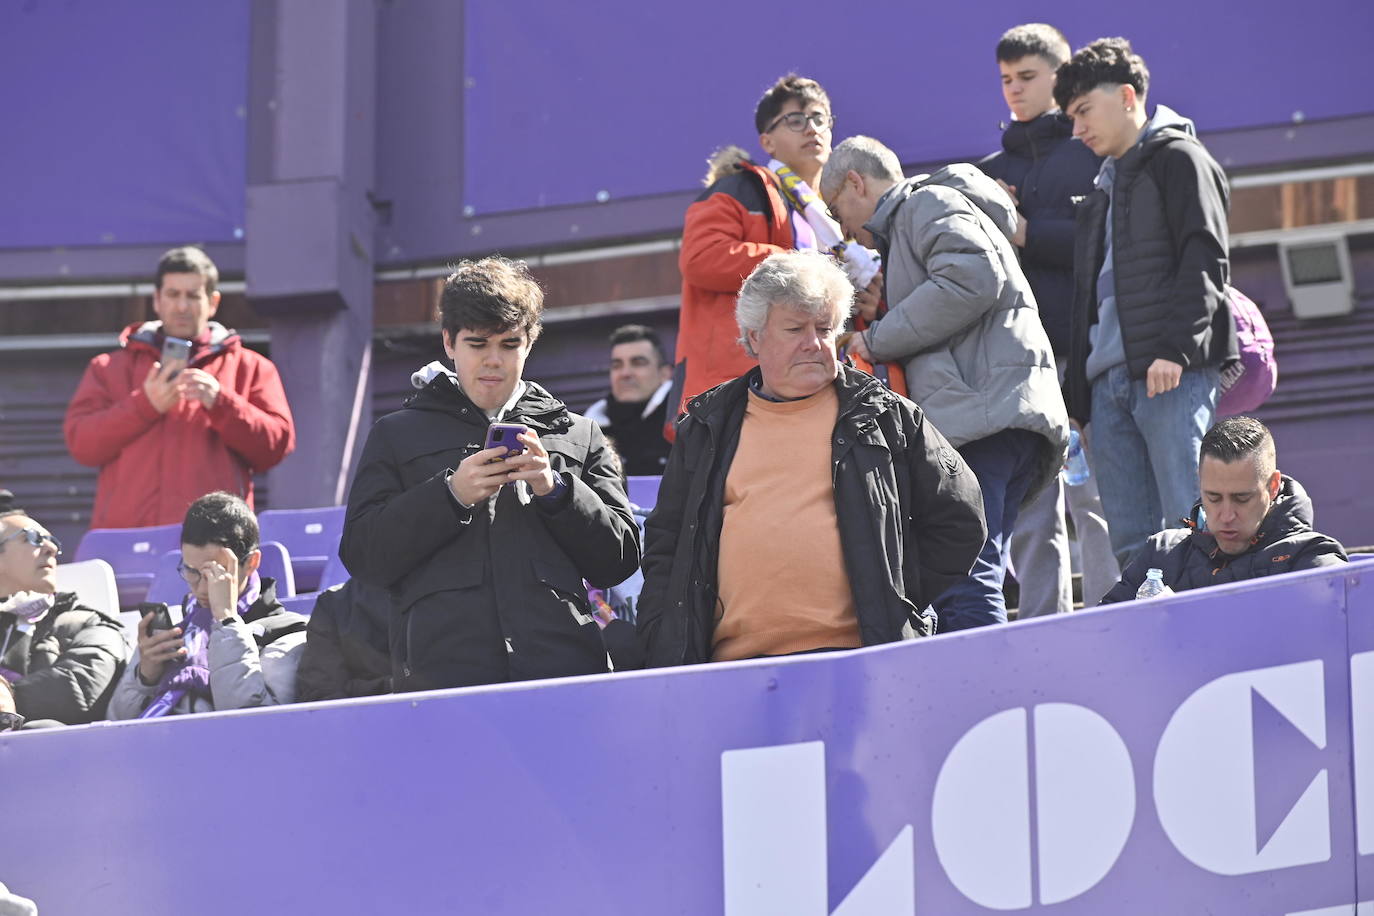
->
[439, 257, 544, 344]
[181, 491, 259, 560]
[156, 246, 219, 295]
[754, 74, 830, 135]
[997, 23, 1072, 69]
[608, 324, 668, 366]
[1053, 37, 1150, 112]
[1200, 416, 1276, 472]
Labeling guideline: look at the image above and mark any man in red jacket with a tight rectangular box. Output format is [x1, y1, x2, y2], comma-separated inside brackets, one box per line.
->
[675, 74, 834, 413]
[64, 247, 295, 529]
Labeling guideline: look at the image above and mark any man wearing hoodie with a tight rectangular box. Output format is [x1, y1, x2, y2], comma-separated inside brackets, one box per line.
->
[822, 137, 1069, 631]
[1055, 38, 1236, 569]
[675, 74, 882, 413]
[1100, 417, 1346, 603]
[64, 246, 296, 529]
[340, 257, 640, 692]
[978, 23, 1118, 615]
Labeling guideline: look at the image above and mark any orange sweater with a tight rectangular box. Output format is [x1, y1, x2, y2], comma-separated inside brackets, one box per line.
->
[713, 385, 861, 661]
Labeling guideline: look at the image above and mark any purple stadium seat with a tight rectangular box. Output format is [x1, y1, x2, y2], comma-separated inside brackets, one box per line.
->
[277, 593, 319, 617]
[258, 506, 346, 593]
[625, 475, 661, 510]
[74, 524, 183, 609]
[318, 552, 350, 591]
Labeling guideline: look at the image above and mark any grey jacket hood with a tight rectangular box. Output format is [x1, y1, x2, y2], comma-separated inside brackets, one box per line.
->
[867, 163, 1018, 248]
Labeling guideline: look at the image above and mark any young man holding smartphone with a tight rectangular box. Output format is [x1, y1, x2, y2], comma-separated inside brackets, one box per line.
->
[64, 246, 296, 529]
[340, 257, 640, 692]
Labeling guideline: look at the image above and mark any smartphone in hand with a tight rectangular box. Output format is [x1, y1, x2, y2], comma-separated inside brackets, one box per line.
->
[160, 336, 192, 378]
[483, 422, 530, 462]
[140, 602, 184, 633]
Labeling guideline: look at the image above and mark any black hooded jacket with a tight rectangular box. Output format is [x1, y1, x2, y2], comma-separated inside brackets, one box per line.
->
[1100, 475, 1347, 604]
[979, 111, 1102, 356]
[1065, 107, 1236, 423]
[0, 591, 127, 724]
[340, 372, 640, 692]
[636, 365, 986, 666]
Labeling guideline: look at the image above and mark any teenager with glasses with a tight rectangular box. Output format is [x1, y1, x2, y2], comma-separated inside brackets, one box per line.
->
[675, 74, 883, 419]
[108, 491, 308, 719]
[0, 490, 127, 726]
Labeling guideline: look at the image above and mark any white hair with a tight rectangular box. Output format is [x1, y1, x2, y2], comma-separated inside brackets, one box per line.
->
[819, 135, 904, 198]
[735, 251, 852, 356]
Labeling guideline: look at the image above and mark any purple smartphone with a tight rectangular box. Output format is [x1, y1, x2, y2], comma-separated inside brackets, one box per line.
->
[483, 422, 529, 461]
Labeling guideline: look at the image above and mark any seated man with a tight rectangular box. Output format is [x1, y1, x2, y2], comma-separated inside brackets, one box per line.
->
[294, 578, 392, 702]
[0, 491, 127, 726]
[584, 324, 674, 476]
[1101, 417, 1346, 603]
[109, 492, 308, 718]
[637, 251, 986, 665]
[340, 257, 640, 692]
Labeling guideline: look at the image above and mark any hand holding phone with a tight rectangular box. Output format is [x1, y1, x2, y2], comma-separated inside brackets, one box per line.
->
[483, 423, 530, 462]
[160, 336, 193, 379]
[141, 602, 184, 633]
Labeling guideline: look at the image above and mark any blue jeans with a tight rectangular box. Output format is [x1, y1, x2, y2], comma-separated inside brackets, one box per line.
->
[1089, 364, 1218, 569]
[934, 428, 1042, 632]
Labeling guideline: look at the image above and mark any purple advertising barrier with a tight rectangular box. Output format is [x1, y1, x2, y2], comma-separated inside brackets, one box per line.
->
[0, 563, 1368, 914]
[1350, 567, 1374, 908]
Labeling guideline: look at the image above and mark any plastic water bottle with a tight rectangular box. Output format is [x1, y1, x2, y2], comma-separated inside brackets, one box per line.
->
[1063, 428, 1090, 486]
[1136, 568, 1174, 600]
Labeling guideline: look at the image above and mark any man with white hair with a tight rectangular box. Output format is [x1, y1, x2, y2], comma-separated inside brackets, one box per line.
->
[821, 136, 1069, 631]
[636, 251, 986, 666]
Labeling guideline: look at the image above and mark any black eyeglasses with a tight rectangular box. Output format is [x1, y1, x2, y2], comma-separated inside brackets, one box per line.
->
[0, 527, 62, 556]
[766, 111, 835, 133]
[0, 711, 25, 732]
[176, 557, 249, 586]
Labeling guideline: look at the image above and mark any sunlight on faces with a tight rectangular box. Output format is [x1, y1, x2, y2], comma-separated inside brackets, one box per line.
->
[749, 304, 842, 400]
[153, 272, 220, 340]
[443, 326, 533, 412]
[1199, 455, 1282, 556]
[609, 339, 669, 404]
[759, 99, 832, 178]
[1065, 84, 1142, 159]
[0, 516, 59, 596]
[1000, 55, 1058, 122]
[180, 542, 260, 608]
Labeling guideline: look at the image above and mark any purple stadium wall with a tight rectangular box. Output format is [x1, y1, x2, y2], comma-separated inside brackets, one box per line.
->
[0, 561, 1370, 914]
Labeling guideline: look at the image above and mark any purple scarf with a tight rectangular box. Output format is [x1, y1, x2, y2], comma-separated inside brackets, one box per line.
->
[139, 572, 261, 718]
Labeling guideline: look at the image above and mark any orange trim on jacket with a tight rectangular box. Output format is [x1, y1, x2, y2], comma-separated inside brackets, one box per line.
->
[64, 322, 296, 529]
[676, 160, 794, 412]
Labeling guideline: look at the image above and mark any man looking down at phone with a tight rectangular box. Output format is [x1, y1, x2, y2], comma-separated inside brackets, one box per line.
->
[637, 251, 986, 665]
[64, 246, 295, 529]
[0, 490, 126, 726]
[109, 491, 307, 718]
[341, 257, 640, 692]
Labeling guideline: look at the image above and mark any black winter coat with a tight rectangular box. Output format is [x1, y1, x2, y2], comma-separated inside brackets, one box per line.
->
[341, 374, 641, 692]
[979, 112, 1101, 356]
[1065, 108, 1236, 423]
[1100, 476, 1346, 604]
[637, 366, 987, 666]
[295, 578, 393, 701]
[0, 592, 127, 724]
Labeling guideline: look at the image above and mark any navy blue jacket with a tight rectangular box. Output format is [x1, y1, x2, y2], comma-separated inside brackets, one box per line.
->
[979, 112, 1101, 356]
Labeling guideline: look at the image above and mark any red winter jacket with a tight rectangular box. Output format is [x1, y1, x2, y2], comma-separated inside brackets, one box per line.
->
[64, 321, 296, 529]
[676, 155, 794, 412]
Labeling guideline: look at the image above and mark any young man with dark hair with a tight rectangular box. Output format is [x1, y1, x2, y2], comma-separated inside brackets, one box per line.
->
[109, 491, 307, 718]
[0, 490, 127, 726]
[978, 23, 1118, 615]
[341, 257, 640, 692]
[64, 246, 296, 529]
[1055, 38, 1236, 569]
[1100, 417, 1346, 602]
[584, 324, 674, 476]
[676, 74, 881, 411]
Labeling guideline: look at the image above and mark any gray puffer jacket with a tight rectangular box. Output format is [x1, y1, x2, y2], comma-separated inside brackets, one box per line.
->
[108, 579, 307, 719]
[861, 163, 1069, 503]
[1100, 476, 1347, 604]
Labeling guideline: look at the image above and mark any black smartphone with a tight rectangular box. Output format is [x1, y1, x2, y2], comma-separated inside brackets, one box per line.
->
[483, 423, 530, 461]
[140, 602, 184, 633]
[160, 336, 192, 378]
